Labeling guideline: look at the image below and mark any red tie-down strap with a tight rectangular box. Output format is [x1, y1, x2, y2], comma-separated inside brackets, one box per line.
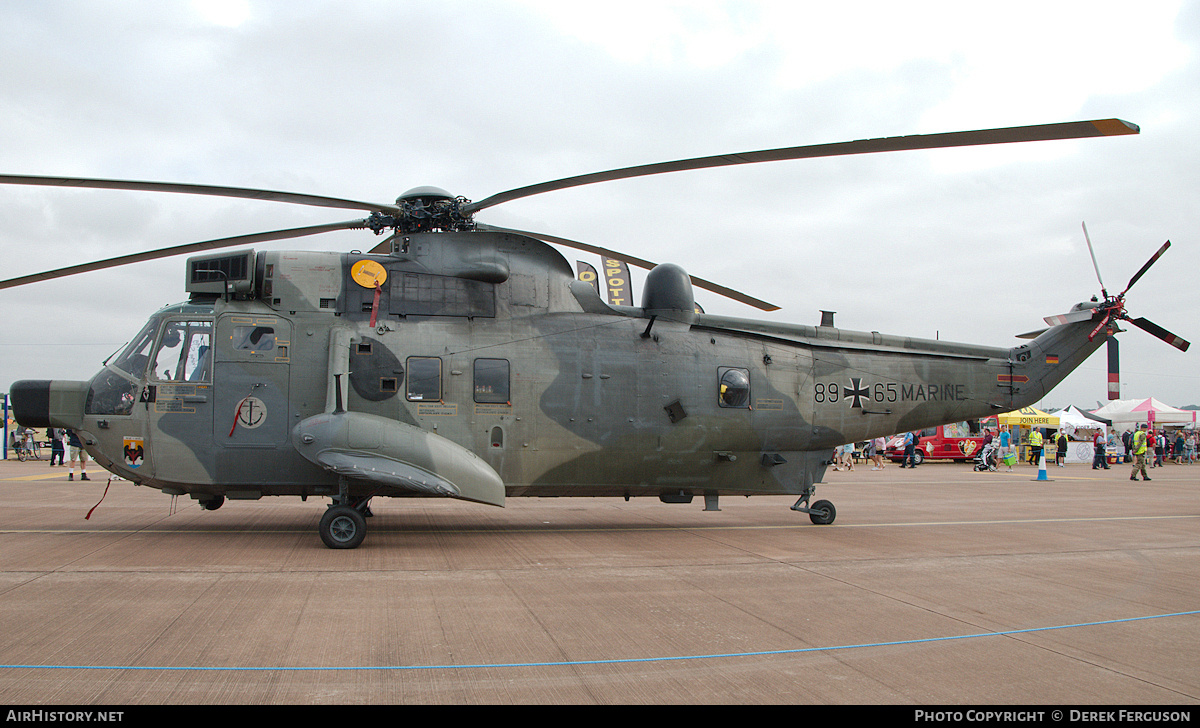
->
[85, 476, 113, 520]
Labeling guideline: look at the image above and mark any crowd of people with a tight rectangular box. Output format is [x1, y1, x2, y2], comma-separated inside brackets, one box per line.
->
[5, 424, 91, 480]
[830, 424, 1198, 473]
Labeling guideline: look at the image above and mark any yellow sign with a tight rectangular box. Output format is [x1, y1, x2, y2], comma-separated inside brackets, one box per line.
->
[603, 258, 630, 306]
[350, 260, 388, 289]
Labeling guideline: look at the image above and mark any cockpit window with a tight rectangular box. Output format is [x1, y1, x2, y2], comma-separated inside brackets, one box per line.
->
[111, 316, 161, 378]
[85, 370, 138, 416]
[718, 367, 751, 408]
[152, 319, 213, 382]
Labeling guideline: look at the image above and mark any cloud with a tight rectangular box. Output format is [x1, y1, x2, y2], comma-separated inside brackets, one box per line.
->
[1, 0, 1196, 410]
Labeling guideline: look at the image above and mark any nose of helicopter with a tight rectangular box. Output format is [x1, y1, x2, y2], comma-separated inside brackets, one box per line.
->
[9, 380, 89, 429]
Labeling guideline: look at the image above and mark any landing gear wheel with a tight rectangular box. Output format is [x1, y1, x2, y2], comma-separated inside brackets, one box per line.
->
[808, 499, 836, 525]
[319, 505, 367, 549]
[199, 495, 224, 511]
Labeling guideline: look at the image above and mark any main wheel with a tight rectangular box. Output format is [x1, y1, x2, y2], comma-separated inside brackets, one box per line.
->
[809, 499, 836, 525]
[319, 505, 367, 549]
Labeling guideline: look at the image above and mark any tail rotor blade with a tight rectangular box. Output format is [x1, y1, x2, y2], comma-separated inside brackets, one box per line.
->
[1107, 336, 1120, 400]
[1129, 316, 1190, 352]
[1082, 221, 1108, 298]
[1044, 308, 1097, 326]
[1121, 240, 1171, 296]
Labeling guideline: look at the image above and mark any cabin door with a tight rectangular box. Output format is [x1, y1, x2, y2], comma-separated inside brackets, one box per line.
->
[212, 315, 293, 449]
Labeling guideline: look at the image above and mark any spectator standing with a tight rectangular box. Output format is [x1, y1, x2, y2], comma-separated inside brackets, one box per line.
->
[65, 429, 90, 481]
[48, 426, 65, 466]
[1093, 429, 1110, 470]
[1130, 424, 1151, 481]
[998, 426, 1013, 471]
[1028, 428, 1044, 467]
[902, 431, 918, 468]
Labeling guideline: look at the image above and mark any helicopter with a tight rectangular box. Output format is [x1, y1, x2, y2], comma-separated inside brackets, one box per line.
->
[3, 118, 1189, 549]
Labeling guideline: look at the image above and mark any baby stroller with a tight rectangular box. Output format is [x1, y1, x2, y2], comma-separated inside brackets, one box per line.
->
[973, 440, 998, 471]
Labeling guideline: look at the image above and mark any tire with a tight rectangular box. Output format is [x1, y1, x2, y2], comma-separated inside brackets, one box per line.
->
[912, 450, 924, 466]
[809, 499, 836, 525]
[199, 495, 225, 511]
[319, 505, 367, 549]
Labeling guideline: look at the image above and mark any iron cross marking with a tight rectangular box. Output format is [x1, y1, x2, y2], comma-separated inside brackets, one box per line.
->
[844, 377, 870, 409]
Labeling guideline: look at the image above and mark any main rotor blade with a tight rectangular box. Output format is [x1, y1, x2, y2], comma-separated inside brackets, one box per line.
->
[1128, 316, 1190, 352]
[0, 219, 368, 290]
[1081, 221, 1108, 298]
[0, 174, 400, 215]
[475, 223, 780, 311]
[463, 119, 1139, 214]
[1120, 240, 1170, 297]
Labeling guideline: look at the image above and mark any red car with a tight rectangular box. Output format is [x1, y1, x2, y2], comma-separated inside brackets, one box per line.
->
[885, 418, 998, 464]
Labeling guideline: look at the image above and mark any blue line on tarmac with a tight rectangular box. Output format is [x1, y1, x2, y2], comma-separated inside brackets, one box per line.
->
[3, 609, 1197, 672]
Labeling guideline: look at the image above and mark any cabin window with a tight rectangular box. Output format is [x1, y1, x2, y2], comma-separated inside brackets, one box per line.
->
[473, 358, 510, 404]
[718, 367, 751, 408]
[152, 319, 214, 382]
[232, 325, 276, 353]
[406, 357, 442, 401]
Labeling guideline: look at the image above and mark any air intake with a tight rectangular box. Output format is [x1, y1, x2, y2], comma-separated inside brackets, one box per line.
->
[186, 249, 256, 297]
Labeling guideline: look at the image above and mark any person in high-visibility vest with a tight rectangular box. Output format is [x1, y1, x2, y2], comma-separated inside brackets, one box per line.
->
[1130, 423, 1151, 481]
[1028, 428, 1044, 466]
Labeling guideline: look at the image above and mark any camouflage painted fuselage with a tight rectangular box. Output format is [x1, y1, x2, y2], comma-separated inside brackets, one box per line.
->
[17, 231, 1104, 508]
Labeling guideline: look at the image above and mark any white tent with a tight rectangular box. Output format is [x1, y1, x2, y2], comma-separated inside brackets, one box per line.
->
[1091, 398, 1197, 427]
[1054, 405, 1111, 431]
[1051, 406, 1112, 463]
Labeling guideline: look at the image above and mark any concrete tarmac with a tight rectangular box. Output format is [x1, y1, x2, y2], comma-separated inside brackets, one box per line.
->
[0, 455, 1197, 705]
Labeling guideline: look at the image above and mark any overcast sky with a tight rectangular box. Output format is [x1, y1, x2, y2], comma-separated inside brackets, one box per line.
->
[1, 0, 1196, 414]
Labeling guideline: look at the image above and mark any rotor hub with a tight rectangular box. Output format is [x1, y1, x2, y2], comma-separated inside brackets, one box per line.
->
[367, 186, 476, 235]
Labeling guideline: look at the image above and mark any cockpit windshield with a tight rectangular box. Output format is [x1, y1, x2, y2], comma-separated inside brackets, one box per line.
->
[111, 315, 161, 378]
[86, 303, 214, 416]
